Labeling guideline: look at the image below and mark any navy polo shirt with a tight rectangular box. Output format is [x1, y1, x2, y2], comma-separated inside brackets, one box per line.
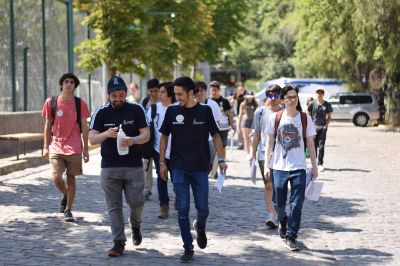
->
[90, 102, 148, 168]
[159, 103, 219, 172]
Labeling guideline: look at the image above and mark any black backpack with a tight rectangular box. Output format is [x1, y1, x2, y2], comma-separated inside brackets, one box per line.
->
[51, 96, 82, 133]
[141, 103, 157, 159]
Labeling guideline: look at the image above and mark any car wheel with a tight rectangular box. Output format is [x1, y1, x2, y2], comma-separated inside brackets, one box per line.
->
[353, 113, 369, 127]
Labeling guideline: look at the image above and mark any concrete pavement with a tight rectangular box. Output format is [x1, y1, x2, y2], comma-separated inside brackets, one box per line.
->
[0, 121, 399, 265]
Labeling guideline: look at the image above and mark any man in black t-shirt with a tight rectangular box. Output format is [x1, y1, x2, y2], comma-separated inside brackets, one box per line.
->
[307, 87, 333, 171]
[159, 76, 227, 263]
[89, 76, 150, 257]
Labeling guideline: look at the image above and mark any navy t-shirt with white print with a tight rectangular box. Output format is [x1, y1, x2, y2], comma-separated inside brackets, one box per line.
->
[90, 102, 148, 168]
[159, 103, 219, 172]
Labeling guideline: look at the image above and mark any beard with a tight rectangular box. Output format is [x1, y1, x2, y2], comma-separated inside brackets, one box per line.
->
[111, 101, 124, 109]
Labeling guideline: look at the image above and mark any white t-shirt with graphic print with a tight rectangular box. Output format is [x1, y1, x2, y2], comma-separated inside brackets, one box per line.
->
[147, 102, 172, 159]
[266, 110, 316, 171]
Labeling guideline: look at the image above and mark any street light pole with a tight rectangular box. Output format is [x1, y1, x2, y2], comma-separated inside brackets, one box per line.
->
[9, 0, 16, 111]
[66, 0, 74, 73]
[41, 0, 48, 101]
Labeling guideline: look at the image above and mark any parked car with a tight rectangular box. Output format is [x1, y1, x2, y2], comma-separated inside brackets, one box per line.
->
[326, 92, 380, 126]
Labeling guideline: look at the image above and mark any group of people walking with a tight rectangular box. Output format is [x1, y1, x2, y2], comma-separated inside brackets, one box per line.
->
[42, 72, 332, 262]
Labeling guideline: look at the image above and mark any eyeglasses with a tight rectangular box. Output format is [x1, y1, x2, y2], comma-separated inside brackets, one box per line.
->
[283, 95, 298, 101]
[267, 94, 280, 99]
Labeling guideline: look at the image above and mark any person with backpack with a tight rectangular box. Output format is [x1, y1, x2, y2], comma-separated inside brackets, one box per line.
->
[146, 82, 176, 219]
[141, 78, 160, 200]
[41, 73, 90, 222]
[251, 84, 282, 229]
[89, 76, 150, 257]
[264, 85, 318, 251]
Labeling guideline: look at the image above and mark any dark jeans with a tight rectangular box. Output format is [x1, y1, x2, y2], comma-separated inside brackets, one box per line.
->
[171, 168, 209, 251]
[314, 128, 327, 166]
[272, 169, 306, 239]
[153, 150, 172, 206]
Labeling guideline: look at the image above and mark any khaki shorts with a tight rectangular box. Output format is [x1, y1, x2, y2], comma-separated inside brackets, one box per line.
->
[49, 153, 83, 176]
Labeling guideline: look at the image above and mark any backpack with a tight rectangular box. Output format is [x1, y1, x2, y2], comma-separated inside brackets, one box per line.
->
[141, 103, 157, 160]
[274, 110, 307, 152]
[51, 96, 82, 133]
[141, 96, 150, 110]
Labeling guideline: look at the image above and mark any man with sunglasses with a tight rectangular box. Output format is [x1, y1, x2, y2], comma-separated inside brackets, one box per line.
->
[307, 87, 333, 172]
[251, 85, 282, 229]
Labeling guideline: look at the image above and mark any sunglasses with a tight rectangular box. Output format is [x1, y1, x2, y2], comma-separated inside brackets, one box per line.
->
[267, 94, 280, 99]
[283, 95, 298, 101]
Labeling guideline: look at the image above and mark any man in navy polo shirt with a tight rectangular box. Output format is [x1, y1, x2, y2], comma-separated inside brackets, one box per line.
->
[89, 76, 150, 257]
[159, 76, 228, 263]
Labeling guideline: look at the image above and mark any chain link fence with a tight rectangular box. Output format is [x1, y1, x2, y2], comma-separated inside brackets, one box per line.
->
[1, 1, 144, 113]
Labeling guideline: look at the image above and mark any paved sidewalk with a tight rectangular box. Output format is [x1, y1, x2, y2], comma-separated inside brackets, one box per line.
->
[0, 121, 399, 265]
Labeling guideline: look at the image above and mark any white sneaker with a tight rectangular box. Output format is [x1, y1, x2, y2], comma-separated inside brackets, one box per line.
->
[265, 212, 278, 229]
[318, 165, 325, 172]
[246, 154, 252, 160]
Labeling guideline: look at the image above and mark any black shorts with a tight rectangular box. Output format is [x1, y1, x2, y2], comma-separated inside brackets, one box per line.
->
[220, 130, 229, 147]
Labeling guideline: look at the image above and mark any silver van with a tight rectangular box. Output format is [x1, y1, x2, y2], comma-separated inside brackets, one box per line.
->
[327, 92, 380, 126]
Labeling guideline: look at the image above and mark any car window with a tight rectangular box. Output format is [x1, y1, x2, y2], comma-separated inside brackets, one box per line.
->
[328, 96, 340, 105]
[340, 96, 357, 104]
[359, 95, 373, 104]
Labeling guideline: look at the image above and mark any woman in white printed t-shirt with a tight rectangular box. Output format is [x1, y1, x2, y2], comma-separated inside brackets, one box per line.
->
[264, 85, 318, 252]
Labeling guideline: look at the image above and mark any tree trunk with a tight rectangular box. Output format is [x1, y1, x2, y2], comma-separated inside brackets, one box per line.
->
[384, 88, 400, 126]
[107, 66, 117, 79]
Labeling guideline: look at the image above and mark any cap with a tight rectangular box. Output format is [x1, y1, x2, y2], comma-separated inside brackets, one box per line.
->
[59, 73, 80, 88]
[315, 86, 325, 93]
[107, 76, 127, 94]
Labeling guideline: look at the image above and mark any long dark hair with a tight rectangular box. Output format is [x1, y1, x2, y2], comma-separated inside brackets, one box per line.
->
[281, 85, 302, 112]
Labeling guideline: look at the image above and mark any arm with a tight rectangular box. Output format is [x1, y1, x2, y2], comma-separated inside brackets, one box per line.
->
[43, 118, 52, 160]
[237, 103, 244, 131]
[159, 134, 169, 180]
[81, 117, 89, 163]
[306, 136, 318, 178]
[212, 133, 228, 174]
[252, 131, 260, 160]
[121, 127, 150, 147]
[325, 112, 332, 129]
[89, 127, 118, 145]
[227, 110, 234, 130]
[263, 133, 275, 181]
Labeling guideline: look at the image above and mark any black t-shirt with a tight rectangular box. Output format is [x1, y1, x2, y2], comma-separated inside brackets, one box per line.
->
[213, 96, 232, 112]
[159, 103, 219, 172]
[90, 102, 148, 168]
[307, 101, 333, 129]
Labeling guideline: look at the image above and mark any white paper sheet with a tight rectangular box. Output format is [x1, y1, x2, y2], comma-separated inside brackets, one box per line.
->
[216, 172, 225, 193]
[250, 159, 257, 185]
[305, 180, 324, 201]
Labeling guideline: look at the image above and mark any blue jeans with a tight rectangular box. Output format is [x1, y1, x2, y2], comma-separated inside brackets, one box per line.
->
[153, 150, 171, 206]
[171, 168, 209, 251]
[272, 169, 306, 239]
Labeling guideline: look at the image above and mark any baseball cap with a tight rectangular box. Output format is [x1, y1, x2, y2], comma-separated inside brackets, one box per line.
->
[209, 80, 220, 88]
[315, 86, 325, 93]
[107, 76, 127, 94]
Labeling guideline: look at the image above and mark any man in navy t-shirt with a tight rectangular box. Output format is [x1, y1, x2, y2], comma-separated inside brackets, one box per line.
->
[89, 76, 149, 257]
[159, 76, 228, 263]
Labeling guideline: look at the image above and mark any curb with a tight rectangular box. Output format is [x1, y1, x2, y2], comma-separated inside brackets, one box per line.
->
[378, 124, 400, 132]
[0, 144, 100, 176]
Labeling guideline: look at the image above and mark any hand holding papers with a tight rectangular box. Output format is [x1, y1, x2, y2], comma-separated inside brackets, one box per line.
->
[216, 171, 225, 193]
[305, 168, 323, 201]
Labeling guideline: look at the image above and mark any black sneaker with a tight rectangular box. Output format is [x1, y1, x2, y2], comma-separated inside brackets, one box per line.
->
[180, 249, 194, 263]
[278, 220, 287, 239]
[284, 236, 300, 251]
[59, 195, 67, 213]
[64, 209, 75, 222]
[131, 227, 142, 246]
[108, 240, 125, 257]
[144, 191, 152, 201]
[193, 220, 207, 249]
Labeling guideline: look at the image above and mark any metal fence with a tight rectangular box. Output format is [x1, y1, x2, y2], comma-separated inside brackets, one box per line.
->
[1, 0, 144, 113]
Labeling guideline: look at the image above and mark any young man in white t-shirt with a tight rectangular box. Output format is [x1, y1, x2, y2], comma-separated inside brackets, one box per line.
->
[251, 84, 282, 229]
[147, 82, 175, 219]
[264, 85, 318, 251]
